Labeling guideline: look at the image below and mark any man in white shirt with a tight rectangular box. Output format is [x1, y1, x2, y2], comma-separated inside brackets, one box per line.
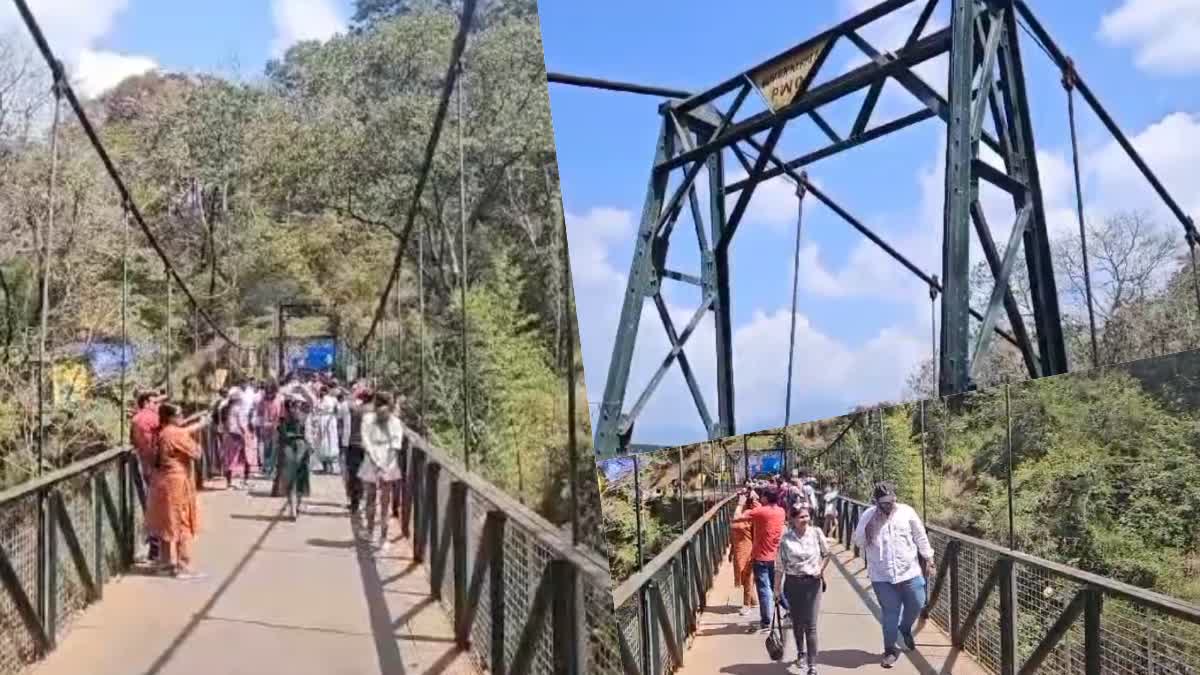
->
[852, 482, 935, 669]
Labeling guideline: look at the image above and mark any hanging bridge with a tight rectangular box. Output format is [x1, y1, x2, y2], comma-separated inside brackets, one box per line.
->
[0, 0, 625, 673]
[548, 0, 1200, 673]
[0, 429, 620, 675]
[605, 482, 1199, 675]
[547, 0, 1199, 461]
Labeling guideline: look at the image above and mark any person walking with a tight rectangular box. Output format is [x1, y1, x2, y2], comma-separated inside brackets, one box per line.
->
[130, 391, 164, 563]
[275, 398, 312, 520]
[314, 386, 341, 474]
[822, 479, 840, 537]
[256, 382, 281, 480]
[852, 482, 936, 668]
[732, 487, 788, 630]
[729, 489, 759, 616]
[146, 404, 211, 579]
[342, 391, 370, 514]
[220, 389, 252, 490]
[774, 504, 830, 674]
[358, 393, 405, 553]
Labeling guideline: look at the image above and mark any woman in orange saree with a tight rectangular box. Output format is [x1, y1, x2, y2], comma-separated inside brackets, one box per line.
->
[146, 403, 211, 579]
[729, 488, 759, 615]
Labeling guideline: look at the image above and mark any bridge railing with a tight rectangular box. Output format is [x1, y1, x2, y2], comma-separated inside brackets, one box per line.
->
[836, 496, 1200, 675]
[402, 430, 626, 675]
[0, 448, 144, 675]
[603, 493, 738, 675]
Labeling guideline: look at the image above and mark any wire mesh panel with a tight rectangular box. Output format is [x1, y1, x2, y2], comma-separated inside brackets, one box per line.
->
[0, 451, 136, 675]
[0, 492, 41, 674]
[407, 436, 625, 675]
[854, 496, 1200, 675]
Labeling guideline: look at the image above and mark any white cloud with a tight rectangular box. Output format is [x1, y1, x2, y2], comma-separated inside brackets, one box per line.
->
[1086, 112, 1200, 222]
[566, 194, 931, 445]
[76, 49, 156, 98]
[731, 308, 925, 430]
[566, 206, 633, 288]
[838, 0, 949, 103]
[0, 0, 157, 98]
[1099, 0, 1200, 75]
[270, 0, 345, 57]
[723, 169, 805, 233]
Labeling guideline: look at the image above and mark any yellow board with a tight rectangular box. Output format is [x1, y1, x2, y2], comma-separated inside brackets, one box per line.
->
[748, 38, 829, 114]
[51, 361, 91, 404]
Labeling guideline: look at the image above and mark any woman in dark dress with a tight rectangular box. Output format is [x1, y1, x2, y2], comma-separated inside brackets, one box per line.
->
[274, 398, 312, 520]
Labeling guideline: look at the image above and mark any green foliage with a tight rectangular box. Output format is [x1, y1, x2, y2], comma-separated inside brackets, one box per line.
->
[809, 361, 1200, 603]
[0, 6, 595, 541]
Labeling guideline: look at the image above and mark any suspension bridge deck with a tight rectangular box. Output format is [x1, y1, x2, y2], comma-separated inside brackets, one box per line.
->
[679, 542, 987, 675]
[27, 475, 477, 675]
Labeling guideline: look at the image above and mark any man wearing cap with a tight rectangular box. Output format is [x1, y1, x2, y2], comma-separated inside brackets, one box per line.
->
[853, 481, 935, 668]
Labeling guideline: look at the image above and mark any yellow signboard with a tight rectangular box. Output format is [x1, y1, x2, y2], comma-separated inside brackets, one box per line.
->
[748, 39, 829, 114]
[52, 361, 91, 404]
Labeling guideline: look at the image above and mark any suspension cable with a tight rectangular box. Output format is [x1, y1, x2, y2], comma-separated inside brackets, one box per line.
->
[1063, 59, 1099, 368]
[359, 0, 479, 352]
[929, 276, 938, 396]
[783, 176, 807, 455]
[35, 78, 62, 476]
[1187, 224, 1200, 341]
[119, 204, 129, 445]
[457, 59, 472, 471]
[10, 0, 243, 350]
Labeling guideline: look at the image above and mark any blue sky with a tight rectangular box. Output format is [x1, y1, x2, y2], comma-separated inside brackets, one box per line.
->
[0, 0, 352, 97]
[539, 0, 1200, 447]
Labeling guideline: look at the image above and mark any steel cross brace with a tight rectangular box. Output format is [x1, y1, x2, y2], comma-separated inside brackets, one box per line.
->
[593, 0, 1067, 457]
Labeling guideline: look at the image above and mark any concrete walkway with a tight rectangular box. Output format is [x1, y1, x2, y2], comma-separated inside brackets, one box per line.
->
[679, 541, 988, 675]
[30, 475, 478, 675]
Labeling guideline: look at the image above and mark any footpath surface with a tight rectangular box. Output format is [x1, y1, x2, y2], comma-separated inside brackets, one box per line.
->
[679, 541, 989, 675]
[30, 474, 477, 675]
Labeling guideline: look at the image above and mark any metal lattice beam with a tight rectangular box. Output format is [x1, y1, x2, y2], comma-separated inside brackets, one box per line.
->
[564, 0, 1191, 457]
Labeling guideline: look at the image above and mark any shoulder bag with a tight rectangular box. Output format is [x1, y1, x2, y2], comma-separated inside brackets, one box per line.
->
[765, 602, 785, 661]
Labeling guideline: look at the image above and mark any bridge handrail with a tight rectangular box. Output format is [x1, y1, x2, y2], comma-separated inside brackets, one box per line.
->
[608, 488, 739, 674]
[0, 446, 144, 675]
[834, 495, 1200, 674]
[401, 429, 622, 674]
[0, 447, 130, 507]
[404, 429, 611, 582]
[612, 493, 737, 607]
[836, 495, 1200, 623]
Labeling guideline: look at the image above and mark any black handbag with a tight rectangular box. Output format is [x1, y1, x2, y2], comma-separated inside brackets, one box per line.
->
[765, 603, 785, 661]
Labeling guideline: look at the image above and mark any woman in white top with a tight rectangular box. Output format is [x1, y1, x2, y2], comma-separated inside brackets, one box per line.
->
[358, 393, 405, 552]
[823, 480, 840, 538]
[313, 387, 341, 474]
[773, 504, 830, 675]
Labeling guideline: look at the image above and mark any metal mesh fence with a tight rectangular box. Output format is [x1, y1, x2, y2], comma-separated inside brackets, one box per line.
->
[848, 500, 1200, 675]
[607, 498, 735, 675]
[408, 438, 627, 675]
[0, 492, 40, 675]
[0, 451, 137, 675]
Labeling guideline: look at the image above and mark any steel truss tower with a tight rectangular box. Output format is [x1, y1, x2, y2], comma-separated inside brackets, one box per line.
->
[593, 0, 1069, 458]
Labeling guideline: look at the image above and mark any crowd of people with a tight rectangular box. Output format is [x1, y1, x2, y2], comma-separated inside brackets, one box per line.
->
[728, 470, 933, 672]
[126, 370, 415, 579]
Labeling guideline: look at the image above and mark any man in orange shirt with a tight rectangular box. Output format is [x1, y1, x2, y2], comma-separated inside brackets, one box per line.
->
[129, 391, 165, 562]
[733, 487, 789, 629]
